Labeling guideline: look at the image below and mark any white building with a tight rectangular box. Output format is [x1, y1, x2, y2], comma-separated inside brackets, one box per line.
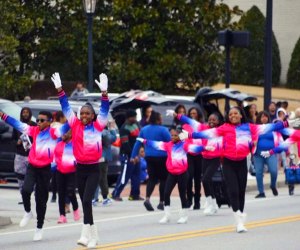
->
[220, 0, 300, 84]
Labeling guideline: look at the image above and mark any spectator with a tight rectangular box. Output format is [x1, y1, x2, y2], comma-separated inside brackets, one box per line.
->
[93, 119, 117, 206]
[112, 109, 142, 201]
[13, 107, 36, 204]
[173, 104, 186, 126]
[131, 111, 171, 211]
[244, 104, 258, 123]
[71, 81, 89, 98]
[140, 105, 153, 127]
[268, 102, 277, 122]
[253, 111, 281, 198]
[138, 146, 148, 183]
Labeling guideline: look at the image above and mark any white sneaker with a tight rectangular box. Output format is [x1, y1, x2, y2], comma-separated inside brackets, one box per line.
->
[159, 206, 171, 224]
[19, 211, 33, 227]
[234, 211, 248, 233]
[33, 228, 43, 241]
[177, 209, 188, 224]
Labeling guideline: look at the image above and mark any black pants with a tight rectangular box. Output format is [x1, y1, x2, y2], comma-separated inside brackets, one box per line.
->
[202, 157, 221, 198]
[164, 171, 188, 208]
[99, 162, 109, 199]
[22, 164, 51, 229]
[56, 171, 78, 216]
[223, 158, 248, 212]
[145, 156, 168, 202]
[51, 171, 57, 198]
[77, 163, 100, 225]
[187, 154, 202, 205]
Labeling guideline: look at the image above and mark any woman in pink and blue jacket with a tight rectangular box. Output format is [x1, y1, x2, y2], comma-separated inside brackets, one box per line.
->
[137, 126, 214, 225]
[0, 110, 68, 241]
[51, 72, 109, 248]
[179, 106, 289, 233]
[176, 111, 223, 215]
[54, 129, 80, 224]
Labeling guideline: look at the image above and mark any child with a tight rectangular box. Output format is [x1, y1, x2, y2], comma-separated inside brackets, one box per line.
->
[139, 146, 148, 183]
[0, 110, 68, 241]
[52, 72, 109, 248]
[54, 129, 80, 223]
[137, 126, 213, 224]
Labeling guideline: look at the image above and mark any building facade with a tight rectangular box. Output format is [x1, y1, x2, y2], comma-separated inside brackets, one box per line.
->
[220, 0, 300, 84]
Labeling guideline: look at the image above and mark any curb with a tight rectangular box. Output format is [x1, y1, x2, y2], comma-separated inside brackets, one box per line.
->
[0, 216, 12, 227]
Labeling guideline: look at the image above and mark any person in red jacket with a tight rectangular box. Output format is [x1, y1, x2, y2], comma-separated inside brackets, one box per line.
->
[54, 129, 80, 224]
[179, 106, 289, 233]
[138, 126, 214, 224]
[0, 110, 68, 241]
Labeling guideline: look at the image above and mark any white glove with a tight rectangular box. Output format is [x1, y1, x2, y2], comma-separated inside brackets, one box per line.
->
[260, 151, 271, 158]
[288, 118, 300, 128]
[205, 145, 215, 151]
[179, 130, 189, 140]
[136, 137, 144, 143]
[95, 73, 108, 92]
[51, 72, 62, 89]
[166, 109, 175, 117]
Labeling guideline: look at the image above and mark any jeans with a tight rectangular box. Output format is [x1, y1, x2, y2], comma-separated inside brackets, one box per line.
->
[253, 154, 278, 194]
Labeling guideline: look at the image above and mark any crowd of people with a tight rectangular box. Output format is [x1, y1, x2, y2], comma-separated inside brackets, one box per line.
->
[1, 73, 300, 248]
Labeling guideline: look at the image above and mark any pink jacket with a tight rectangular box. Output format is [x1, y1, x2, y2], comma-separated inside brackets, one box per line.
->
[54, 140, 76, 174]
[145, 139, 205, 175]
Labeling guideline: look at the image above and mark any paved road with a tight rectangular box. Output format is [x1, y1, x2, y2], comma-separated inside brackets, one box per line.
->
[0, 184, 299, 250]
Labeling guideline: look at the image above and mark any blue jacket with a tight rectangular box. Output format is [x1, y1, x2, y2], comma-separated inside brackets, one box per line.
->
[131, 124, 171, 158]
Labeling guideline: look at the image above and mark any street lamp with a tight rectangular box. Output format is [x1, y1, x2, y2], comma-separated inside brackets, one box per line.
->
[264, 0, 273, 111]
[83, 0, 97, 92]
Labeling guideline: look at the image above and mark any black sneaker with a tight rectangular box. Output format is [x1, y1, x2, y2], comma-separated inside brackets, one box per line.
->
[187, 200, 193, 208]
[289, 185, 294, 196]
[128, 195, 144, 201]
[255, 193, 266, 198]
[271, 187, 278, 196]
[143, 200, 154, 211]
[112, 196, 123, 201]
[157, 203, 164, 210]
[18, 201, 23, 205]
[193, 203, 200, 210]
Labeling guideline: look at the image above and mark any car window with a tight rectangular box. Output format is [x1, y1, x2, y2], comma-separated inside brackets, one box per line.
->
[0, 102, 23, 120]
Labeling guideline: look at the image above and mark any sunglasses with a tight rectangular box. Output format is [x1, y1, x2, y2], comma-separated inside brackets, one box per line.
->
[36, 119, 49, 123]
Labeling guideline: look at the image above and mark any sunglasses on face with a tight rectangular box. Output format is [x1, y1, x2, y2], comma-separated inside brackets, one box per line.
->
[36, 119, 49, 123]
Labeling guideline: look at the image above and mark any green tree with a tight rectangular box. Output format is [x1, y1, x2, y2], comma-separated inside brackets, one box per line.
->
[287, 37, 300, 88]
[231, 5, 281, 86]
[93, 0, 242, 92]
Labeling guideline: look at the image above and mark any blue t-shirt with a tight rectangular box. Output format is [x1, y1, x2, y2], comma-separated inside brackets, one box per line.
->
[255, 131, 275, 154]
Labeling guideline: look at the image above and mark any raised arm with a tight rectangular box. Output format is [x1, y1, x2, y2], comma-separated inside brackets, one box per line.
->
[0, 112, 34, 136]
[136, 138, 168, 152]
[94, 73, 109, 131]
[177, 114, 207, 132]
[51, 72, 77, 127]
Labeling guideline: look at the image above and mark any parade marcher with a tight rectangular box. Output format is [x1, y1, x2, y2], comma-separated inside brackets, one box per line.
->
[52, 72, 109, 248]
[112, 110, 142, 201]
[54, 129, 80, 224]
[175, 111, 223, 215]
[0, 110, 68, 241]
[131, 111, 171, 211]
[137, 126, 214, 224]
[12, 107, 36, 204]
[93, 120, 117, 206]
[179, 106, 289, 233]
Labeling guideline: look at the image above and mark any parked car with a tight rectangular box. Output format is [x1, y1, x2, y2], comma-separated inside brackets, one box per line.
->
[0, 99, 37, 179]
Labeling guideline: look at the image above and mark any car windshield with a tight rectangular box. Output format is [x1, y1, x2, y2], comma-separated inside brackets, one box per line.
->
[0, 102, 23, 120]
